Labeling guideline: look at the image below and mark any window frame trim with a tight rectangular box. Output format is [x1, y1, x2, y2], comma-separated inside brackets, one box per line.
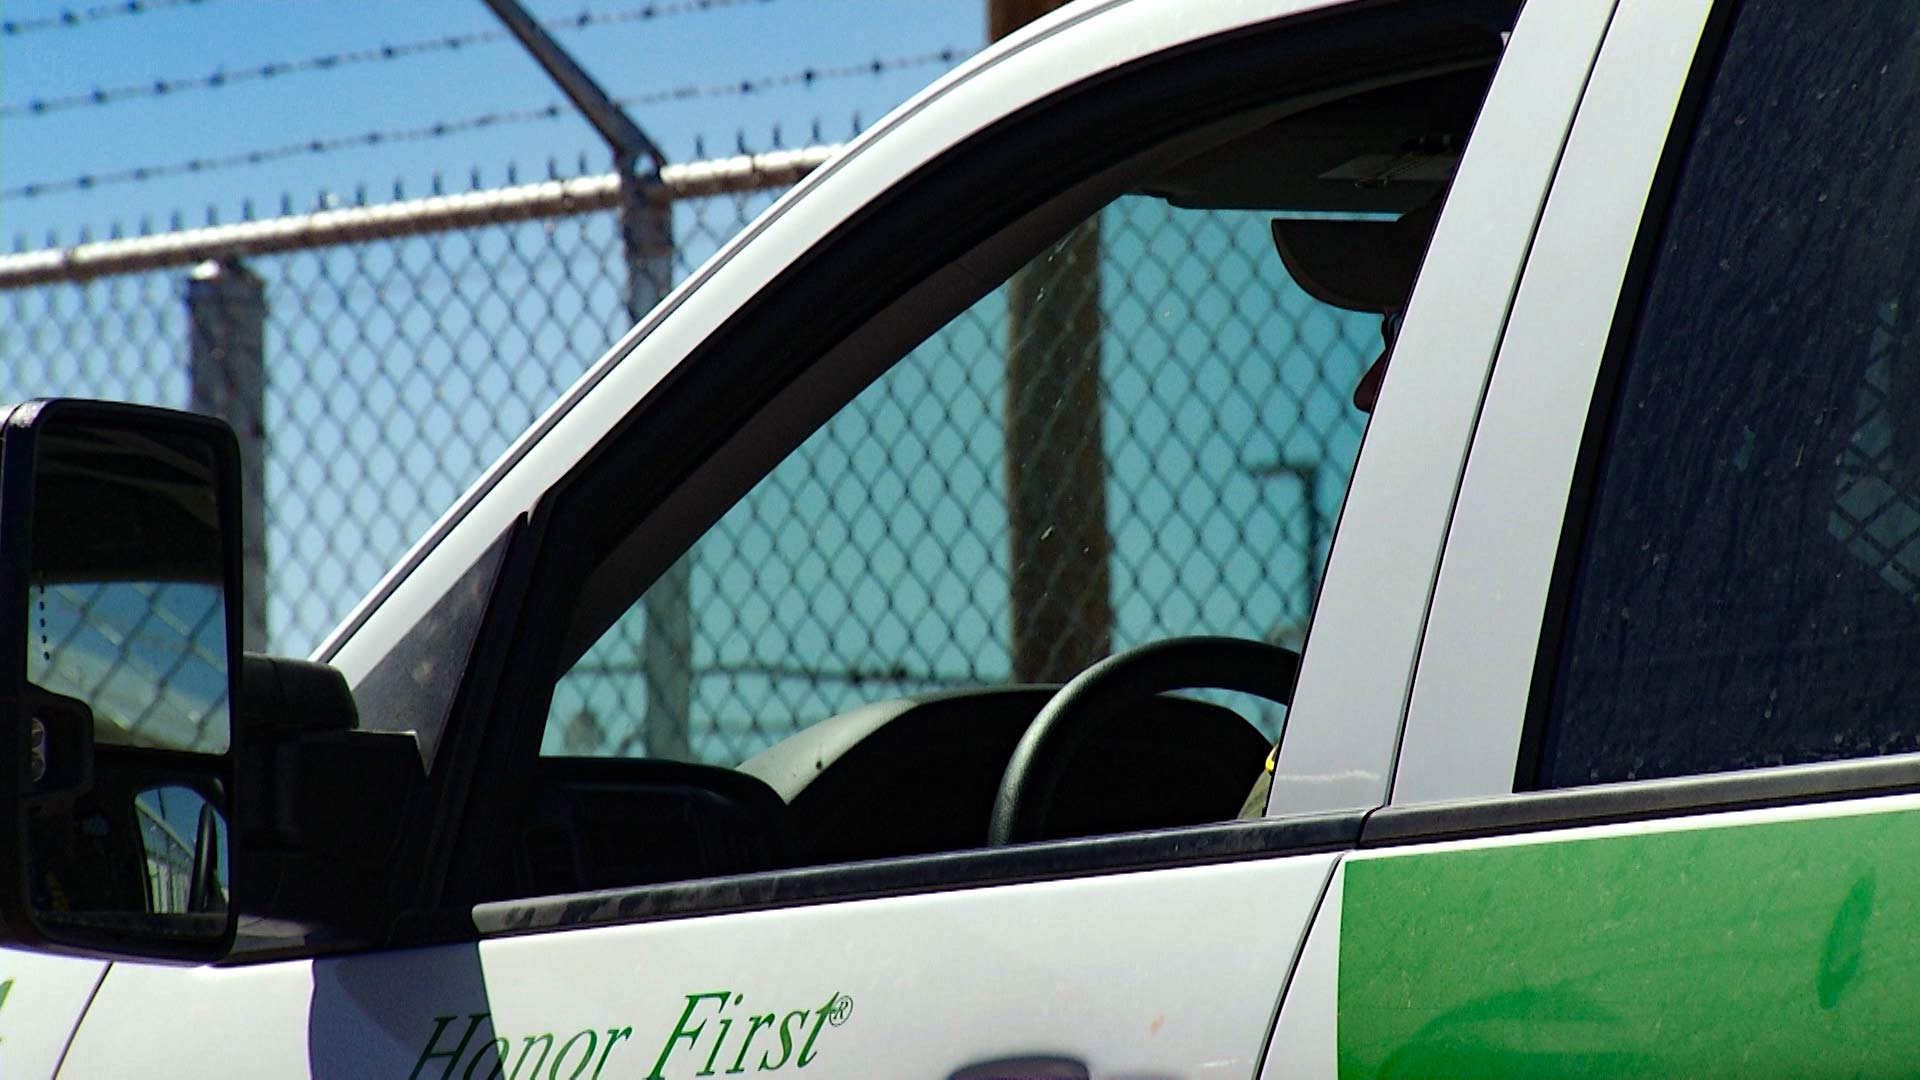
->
[432, 4, 1519, 926]
[1367, 754, 1920, 850]
[1267, 0, 1623, 817]
[470, 812, 1365, 939]
[1386, 0, 1724, 805]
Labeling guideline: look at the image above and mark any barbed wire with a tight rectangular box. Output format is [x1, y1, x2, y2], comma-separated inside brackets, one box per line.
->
[2, 0, 776, 120]
[621, 49, 957, 113]
[2, 49, 964, 201]
[1, 0, 208, 37]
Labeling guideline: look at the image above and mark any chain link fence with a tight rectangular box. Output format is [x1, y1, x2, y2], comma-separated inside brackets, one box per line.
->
[3, 144, 1373, 764]
[2, 153, 802, 653]
[545, 195, 1377, 766]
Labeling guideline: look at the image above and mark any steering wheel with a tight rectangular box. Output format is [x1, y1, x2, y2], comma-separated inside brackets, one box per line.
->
[987, 636, 1300, 846]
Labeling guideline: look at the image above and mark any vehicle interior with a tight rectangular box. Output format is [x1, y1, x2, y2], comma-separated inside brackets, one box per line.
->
[496, 26, 1510, 902]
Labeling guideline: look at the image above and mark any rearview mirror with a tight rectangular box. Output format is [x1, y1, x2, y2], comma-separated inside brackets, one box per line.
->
[0, 400, 241, 960]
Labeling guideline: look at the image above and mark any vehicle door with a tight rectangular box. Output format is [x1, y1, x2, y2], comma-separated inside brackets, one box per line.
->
[403, 8, 1417, 1077]
[1270, 0, 1920, 1072]
[60, 1, 1600, 1076]
[0, 950, 105, 1079]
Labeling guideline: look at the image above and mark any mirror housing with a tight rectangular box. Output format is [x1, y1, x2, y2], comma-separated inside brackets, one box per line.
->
[235, 654, 419, 940]
[0, 399, 244, 961]
[0, 400, 425, 963]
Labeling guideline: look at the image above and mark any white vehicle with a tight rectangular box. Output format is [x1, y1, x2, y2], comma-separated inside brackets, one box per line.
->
[1, 0, 1913, 1074]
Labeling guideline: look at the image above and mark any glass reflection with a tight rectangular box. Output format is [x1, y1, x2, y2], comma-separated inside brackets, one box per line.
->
[17, 414, 235, 947]
[28, 581, 229, 754]
[133, 785, 226, 915]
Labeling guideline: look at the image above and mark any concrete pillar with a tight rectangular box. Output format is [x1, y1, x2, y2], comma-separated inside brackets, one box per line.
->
[186, 259, 268, 653]
[1003, 223, 1112, 681]
[991, 0, 1113, 683]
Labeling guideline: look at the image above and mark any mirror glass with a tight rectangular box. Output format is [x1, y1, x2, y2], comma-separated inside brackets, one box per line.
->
[26, 425, 230, 753]
[133, 784, 227, 915]
[18, 417, 234, 947]
[27, 581, 228, 754]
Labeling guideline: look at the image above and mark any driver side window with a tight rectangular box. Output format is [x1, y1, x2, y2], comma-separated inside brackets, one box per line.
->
[545, 197, 1372, 767]
[518, 63, 1487, 890]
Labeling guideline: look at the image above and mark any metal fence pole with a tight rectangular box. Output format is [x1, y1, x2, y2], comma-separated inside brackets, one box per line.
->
[483, 0, 691, 759]
[186, 258, 269, 652]
[625, 179, 694, 761]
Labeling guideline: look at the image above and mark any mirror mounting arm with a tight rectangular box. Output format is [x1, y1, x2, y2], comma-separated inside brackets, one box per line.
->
[236, 655, 422, 939]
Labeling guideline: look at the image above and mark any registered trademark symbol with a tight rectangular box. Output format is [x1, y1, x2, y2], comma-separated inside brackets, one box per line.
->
[826, 993, 853, 1027]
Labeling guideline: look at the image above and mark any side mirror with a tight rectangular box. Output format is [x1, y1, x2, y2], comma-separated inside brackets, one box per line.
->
[0, 400, 241, 961]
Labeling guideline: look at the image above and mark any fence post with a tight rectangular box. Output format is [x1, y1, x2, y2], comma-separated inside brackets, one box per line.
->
[186, 258, 269, 653]
[624, 177, 694, 761]
[992, 0, 1113, 683]
[483, 0, 688, 759]
[1003, 225, 1111, 681]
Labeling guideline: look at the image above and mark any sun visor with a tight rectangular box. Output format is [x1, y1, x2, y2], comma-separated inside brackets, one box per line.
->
[1269, 201, 1442, 314]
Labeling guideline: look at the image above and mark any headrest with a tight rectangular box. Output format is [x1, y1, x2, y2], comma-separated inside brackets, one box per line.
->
[1269, 199, 1443, 314]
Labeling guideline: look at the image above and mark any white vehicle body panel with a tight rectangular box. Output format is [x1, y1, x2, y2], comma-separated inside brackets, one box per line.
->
[1268, 0, 1620, 815]
[62, 856, 1337, 1077]
[0, 951, 104, 1080]
[1390, 0, 1715, 805]
[1256, 860, 1343, 1079]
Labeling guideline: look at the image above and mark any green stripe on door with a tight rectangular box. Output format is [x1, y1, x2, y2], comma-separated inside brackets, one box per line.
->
[1338, 806, 1913, 1078]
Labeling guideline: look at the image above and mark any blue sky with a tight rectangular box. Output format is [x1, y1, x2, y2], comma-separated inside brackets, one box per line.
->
[1, 0, 985, 250]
